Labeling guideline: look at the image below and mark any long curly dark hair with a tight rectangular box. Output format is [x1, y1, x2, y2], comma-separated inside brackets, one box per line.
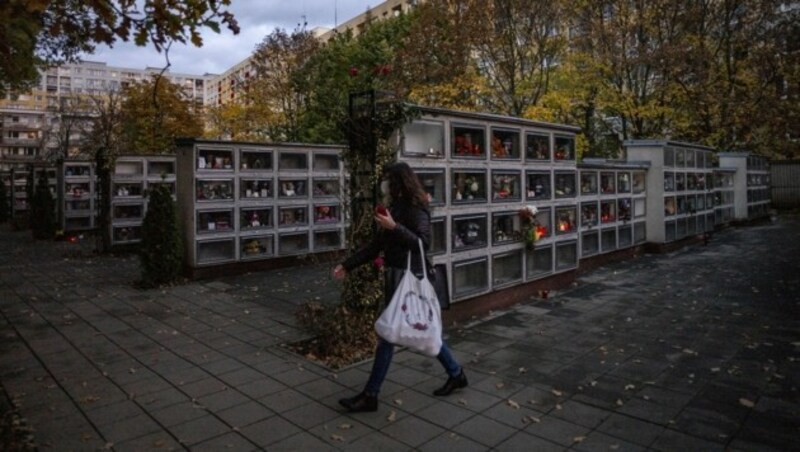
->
[383, 161, 429, 209]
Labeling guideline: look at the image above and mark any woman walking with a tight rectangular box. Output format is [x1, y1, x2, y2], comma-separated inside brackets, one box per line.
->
[333, 162, 468, 413]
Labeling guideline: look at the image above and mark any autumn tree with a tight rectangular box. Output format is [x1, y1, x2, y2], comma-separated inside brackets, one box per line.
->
[81, 90, 125, 252]
[671, 1, 799, 158]
[0, 0, 238, 96]
[119, 77, 203, 154]
[43, 95, 94, 163]
[393, 0, 487, 111]
[204, 102, 272, 141]
[472, 0, 570, 117]
[246, 26, 322, 142]
[567, 0, 691, 145]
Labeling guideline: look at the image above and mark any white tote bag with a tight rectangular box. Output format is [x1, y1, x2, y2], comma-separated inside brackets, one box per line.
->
[374, 239, 443, 356]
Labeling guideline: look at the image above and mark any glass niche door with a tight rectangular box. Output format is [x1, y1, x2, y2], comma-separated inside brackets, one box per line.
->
[240, 179, 272, 200]
[240, 207, 273, 232]
[452, 258, 489, 299]
[526, 171, 551, 200]
[525, 132, 550, 161]
[491, 171, 522, 203]
[451, 124, 487, 159]
[278, 151, 308, 171]
[240, 149, 273, 171]
[452, 214, 488, 251]
[429, 217, 447, 255]
[313, 153, 340, 172]
[416, 169, 445, 206]
[240, 235, 274, 260]
[451, 169, 487, 204]
[580, 171, 598, 195]
[492, 211, 522, 245]
[197, 148, 234, 171]
[402, 119, 445, 157]
[490, 128, 521, 160]
[492, 250, 523, 288]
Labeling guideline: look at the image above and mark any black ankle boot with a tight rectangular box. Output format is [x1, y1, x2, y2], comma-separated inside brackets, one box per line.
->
[338, 392, 378, 412]
[433, 371, 468, 396]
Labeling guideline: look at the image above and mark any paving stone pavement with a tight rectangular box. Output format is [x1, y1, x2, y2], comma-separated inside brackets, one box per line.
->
[1, 214, 799, 451]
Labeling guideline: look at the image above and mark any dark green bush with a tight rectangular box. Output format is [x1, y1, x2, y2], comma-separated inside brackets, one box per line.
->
[140, 184, 183, 287]
[30, 171, 55, 239]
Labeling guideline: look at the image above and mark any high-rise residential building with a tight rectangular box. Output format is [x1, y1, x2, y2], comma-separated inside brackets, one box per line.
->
[0, 61, 213, 171]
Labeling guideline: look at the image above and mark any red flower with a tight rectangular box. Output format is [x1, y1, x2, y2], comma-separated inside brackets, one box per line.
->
[373, 256, 385, 268]
[373, 64, 391, 76]
[348, 66, 359, 77]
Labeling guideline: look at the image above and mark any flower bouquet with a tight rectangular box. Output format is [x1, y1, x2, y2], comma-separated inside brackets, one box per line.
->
[519, 205, 540, 250]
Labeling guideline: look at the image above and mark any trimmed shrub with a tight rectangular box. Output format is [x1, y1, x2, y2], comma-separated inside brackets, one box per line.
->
[140, 185, 183, 287]
[30, 171, 56, 239]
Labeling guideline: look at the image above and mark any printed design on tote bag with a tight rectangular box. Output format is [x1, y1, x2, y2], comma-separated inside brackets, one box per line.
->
[401, 291, 434, 331]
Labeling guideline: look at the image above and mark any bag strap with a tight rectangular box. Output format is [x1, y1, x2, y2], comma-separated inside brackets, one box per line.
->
[405, 238, 429, 281]
[417, 238, 428, 276]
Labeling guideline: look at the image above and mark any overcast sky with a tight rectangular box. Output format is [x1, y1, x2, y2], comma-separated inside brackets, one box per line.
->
[83, 1, 377, 76]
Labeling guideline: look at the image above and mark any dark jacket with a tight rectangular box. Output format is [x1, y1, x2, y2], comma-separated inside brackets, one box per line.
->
[342, 202, 431, 299]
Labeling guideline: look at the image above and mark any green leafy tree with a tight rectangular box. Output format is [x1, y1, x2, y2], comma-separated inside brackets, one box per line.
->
[120, 77, 204, 155]
[299, 13, 414, 144]
[290, 15, 420, 366]
[140, 185, 182, 287]
[30, 170, 56, 239]
[0, 0, 239, 97]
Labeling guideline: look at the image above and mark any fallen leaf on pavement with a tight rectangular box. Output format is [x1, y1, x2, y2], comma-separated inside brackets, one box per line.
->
[739, 398, 755, 408]
[507, 399, 520, 409]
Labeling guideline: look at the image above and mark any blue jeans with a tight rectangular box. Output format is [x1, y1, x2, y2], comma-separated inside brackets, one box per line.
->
[364, 338, 462, 396]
